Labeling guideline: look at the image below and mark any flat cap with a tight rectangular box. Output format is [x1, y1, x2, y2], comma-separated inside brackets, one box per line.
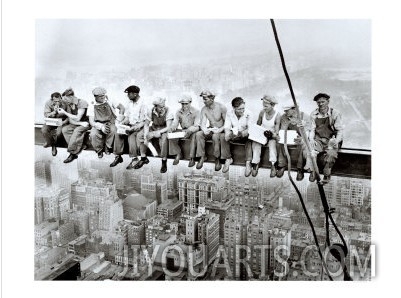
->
[282, 100, 295, 111]
[261, 95, 278, 104]
[152, 97, 166, 106]
[199, 90, 215, 98]
[178, 95, 192, 104]
[92, 87, 107, 96]
[313, 93, 330, 101]
[124, 85, 140, 94]
[62, 88, 74, 97]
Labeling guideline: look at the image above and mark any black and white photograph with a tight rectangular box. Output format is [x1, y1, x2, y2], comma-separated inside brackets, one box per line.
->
[33, 18, 372, 281]
[2, 0, 399, 297]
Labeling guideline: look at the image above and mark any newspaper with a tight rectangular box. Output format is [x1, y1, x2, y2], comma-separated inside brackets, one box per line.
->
[167, 131, 186, 139]
[44, 118, 62, 127]
[248, 124, 268, 145]
[278, 130, 298, 145]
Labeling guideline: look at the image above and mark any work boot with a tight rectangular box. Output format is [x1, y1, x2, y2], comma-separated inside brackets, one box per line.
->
[270, 163, 277, 178]
[296, 169, 304, 181]
[251, 163, 259, 177]
[309, 171, 316, 182]
[196, 156, 206, 169]
[64, 154, 78, 163]
[52, 145, 57, 156]
[97, 151, 104, 159]
[134, 157, 149, 169]
[276, 166, 285, 178]
[110, 155, 123, 167]
[222, 158, 233, 173]
[160, 159, 168, 173]
[188, 158, 195, 168]
[126, 157, 139, 170]
[245, 161, 252, 177]
[173, 153, 181, 165]
[215, 159, 222, 171]
[322, 175, 331, 184]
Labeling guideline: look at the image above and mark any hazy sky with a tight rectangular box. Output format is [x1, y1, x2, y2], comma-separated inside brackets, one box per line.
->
[36, 19, 371, 75]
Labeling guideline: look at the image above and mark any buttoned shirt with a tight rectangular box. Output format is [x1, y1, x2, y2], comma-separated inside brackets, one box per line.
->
[200, 102, 227, 130]
[171, 106, 200, 130]
[310, 107, 344, 141]
[224, 108, 252, 132]
[123, 98, 148, 125]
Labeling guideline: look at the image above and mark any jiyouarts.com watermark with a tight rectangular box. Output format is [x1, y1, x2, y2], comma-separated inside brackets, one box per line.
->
[115, 244, 375, 280]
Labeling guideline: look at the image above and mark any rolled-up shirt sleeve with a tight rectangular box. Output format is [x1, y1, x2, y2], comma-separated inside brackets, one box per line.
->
[333, 110, 344, 142]
[224, 111, 232, 130]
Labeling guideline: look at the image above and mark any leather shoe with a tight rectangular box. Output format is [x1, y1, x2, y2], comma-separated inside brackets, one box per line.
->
[322, 175, 331, 184]
[188, 158, 195, 168]
[173, 153, 181, 165]
[126, 158, 139, 170]
[98, 151, 104, 159]
[196, 156, 205, 169]
[110, 155, 123, 167]
[215, 159, 222, 171]
[134, 157, 149, 169]
[64, 154, 78, 163]
[276, 167, 285, 178]
[52, 146, 57, 156]
[245, 161, 252, 177]
[251, 163, 259, 177]
[270, 164, 277, 178]
[160, 160, 167, 173]
[296, 169, 304, 181]
[222, 158, 233, 173]
[309, 171, 316, 182]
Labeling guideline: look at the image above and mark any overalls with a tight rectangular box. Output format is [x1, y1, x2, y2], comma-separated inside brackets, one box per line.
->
[90, 102, 117, 153]
[61, 101, 90, 155]
[314, 115, 339, 176]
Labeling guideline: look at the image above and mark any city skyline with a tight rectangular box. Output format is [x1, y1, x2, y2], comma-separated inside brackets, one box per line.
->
[34, 146, 371, 281]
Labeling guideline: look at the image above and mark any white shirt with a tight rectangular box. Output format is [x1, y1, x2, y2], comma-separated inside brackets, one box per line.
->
[124, 98, 149, 125]
[224, 108, 252, 132]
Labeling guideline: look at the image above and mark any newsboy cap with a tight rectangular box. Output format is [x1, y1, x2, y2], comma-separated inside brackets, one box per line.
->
[62, 88, 74, 97]
[178, 95, 192, 104]
[199, 90, 215, 98]
[313, 93, 330, 101]
[124, 85, 140, 94]
[261, 95, 278, 105]
[153, 97, 166, 106]
[282, 100, 295, 111]
[92, 87, 107, 96]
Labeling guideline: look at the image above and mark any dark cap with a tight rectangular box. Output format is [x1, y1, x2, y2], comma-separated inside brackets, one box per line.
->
[124, 85, 140, 94]
[313, 93, 330, 101]
[62, 88, 74, 97]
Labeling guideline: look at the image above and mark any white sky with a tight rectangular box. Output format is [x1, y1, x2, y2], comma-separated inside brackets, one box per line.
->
[36, 19, 371, 75]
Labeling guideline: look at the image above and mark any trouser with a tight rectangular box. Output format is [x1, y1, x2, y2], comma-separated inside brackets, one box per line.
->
[226, 133, 252, 162]
[114, 128, 144, 158]
[195, 131, 230, 159]
[169, 131, 197, 158]
[42, 124, 63, 146]
[251, 139, 277, 164]
[90, 123, 117, 153]
[313, 137, 340, 176]
[277, 143, 309, 170]
[139, 128, 168, 158]
[62, 124, 90, 155]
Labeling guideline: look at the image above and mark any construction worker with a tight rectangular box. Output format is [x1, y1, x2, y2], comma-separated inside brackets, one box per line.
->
[224, 97, 253, 175]
[308, 93, 344, 184]
[141, 97, 174, 173]
[276, 101, 312, 181]
[168, 95, 200, 167]
[195, 90, 228, 171]
[112, 85, 148, 169]
[41, 92, 69, 156]
[88, 87, 125, 160]
[58, 88, 90, 163]
[251, 95, 281, 177]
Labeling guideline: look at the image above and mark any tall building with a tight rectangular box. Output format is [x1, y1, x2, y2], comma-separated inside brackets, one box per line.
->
[268, 228, 292, 277]
[99, 199, 124, 232]
[157, 199, 183, 220]
[197, 212, 220, 265]
[35, 221, 59, 246]
[224, 216, 247, 279]
[246, 217, 270, 278]
[178, 172, 227, 214]
[205, 199, 233, 245]
[141, 174, 167, 205]
[67, 210, 89, 236]
[35, 160, 52, 187]
[51, 222, 76, 247]
[123, 191, 157, 221]
[126, 221, 146, 246]
[230, 179, 261, 224]
[35, 186, 70, 222]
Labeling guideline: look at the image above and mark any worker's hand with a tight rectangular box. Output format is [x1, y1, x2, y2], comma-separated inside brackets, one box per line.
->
[297, 120, 306, 128]
[210, 127, 220, 134]
[183, 130, 192, 139]
[101, 123, 111, 134]
[153, 130, 161, 138]
[57, 108, 66, 115]
[203, 128, 211, 135]
[80, 122, 89, 128]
